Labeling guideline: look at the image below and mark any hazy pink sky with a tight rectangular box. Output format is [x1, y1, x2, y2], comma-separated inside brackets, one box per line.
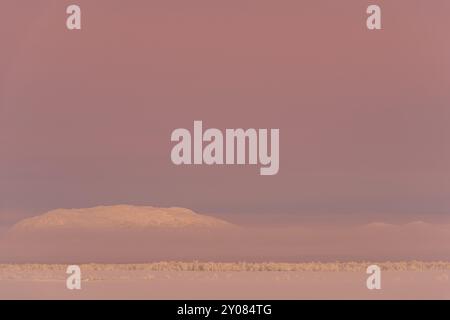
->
[1, 1, 450, 223]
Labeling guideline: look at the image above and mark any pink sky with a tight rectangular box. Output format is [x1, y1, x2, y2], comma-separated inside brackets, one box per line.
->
[1, 1, 450, 223]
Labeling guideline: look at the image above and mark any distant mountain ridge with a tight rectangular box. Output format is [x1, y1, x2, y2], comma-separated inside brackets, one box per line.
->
[11, 205, 234, 231]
